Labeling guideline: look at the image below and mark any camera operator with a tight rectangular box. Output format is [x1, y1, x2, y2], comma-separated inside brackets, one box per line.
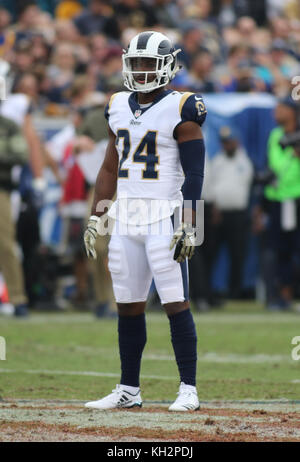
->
[253, 96, 300, 310]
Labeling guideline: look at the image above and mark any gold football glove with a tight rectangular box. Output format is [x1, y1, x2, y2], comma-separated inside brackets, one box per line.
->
[170, 223, 196, 263]
[84, 216, 100, 260]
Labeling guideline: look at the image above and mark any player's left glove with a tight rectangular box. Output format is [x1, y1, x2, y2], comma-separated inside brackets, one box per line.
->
[169, 223, 196, 263]
[84, 215, 100, 260]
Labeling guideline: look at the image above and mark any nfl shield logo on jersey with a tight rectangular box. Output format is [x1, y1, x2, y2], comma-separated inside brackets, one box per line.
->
[134, 109, 142, 118]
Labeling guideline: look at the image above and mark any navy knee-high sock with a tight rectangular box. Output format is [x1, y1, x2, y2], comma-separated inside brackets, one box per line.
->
[118, 313, 147, 388]
[168, 309, 197, 386]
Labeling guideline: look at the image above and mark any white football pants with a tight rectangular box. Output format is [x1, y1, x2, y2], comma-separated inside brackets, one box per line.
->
[108, 217, 189, 305]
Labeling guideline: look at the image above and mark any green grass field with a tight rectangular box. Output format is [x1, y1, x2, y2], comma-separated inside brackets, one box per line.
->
[1, 301, 300, 403]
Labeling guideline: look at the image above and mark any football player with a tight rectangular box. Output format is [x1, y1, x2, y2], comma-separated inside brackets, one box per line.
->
[84, 31, 206, 411]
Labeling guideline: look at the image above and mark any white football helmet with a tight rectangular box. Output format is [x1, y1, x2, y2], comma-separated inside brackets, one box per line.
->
[122, 31, 181, 93]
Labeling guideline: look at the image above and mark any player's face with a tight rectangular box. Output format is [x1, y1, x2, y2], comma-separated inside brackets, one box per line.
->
[130, 57, 157, 84]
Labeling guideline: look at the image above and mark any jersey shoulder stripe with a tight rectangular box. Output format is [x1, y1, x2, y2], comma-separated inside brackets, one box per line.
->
[180, 92, 207, 127]
[104, 92, 119, 121]
[105, 92, 129, 120]
[179, 92, 194, 114]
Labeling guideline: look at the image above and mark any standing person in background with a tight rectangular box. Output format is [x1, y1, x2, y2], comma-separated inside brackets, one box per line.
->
[1, 72, 45, 188]
[254, 98, 300, 310]
[0, 71, 46, 309]
[210, 126, 254, 300]
[188, 153, 216, 311]
[0, 114, 29, 317]
[77, 101, 117, 318]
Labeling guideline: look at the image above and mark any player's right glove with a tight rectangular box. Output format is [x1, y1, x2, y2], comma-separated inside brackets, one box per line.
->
[169, 223, 196, 263]
[84, 215, 100, 260]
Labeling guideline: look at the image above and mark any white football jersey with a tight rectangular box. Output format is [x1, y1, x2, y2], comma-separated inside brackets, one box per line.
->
[105, 89, 206, 224]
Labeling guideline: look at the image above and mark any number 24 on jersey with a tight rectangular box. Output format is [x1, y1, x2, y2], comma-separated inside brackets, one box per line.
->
[116, 129, 159, 180]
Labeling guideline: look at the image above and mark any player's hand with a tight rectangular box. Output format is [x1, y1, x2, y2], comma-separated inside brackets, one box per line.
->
[84, 216, 99, 260]
[170, 223, 196, 263]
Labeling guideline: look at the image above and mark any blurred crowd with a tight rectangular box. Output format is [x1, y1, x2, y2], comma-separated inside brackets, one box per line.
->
[1, 0, 300, 106]
[0, 0, 300, 316]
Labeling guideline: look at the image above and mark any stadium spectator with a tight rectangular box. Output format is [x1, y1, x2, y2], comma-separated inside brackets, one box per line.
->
[11, 39, 35, 74]
[236, 16, 258, 48]
[116, 0, 159, 31]
[270, 16, 290, 44]
[152, 0, 180, 29]
[172, 48, 219, 93]
[176, 21, 206, 70]
[30, 32, 51, 65]
[95, 46, 123, 94]
[209, 126, 254, 299]
[13, 2, 43, 43]
[54, 18, 81, 43]
[46, 42, 76, 104]
[88, 33, 109, 78]
[73, 0, 120, 40]
[214, 44, 251, 91]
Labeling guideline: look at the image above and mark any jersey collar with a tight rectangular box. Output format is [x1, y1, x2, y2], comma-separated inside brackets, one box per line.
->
[128, 89, 173, 119]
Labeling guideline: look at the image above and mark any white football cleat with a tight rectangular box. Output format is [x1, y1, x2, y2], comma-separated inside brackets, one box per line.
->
[85, 384, 142, 410]
[169, 382, 200, 411]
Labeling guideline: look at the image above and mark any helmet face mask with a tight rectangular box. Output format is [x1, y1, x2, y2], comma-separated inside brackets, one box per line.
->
[122, 31, 181, 93]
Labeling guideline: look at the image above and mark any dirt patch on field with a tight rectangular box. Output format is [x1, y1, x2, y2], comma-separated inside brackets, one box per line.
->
[1, 400, 300, 442]
[0, 420, 299, 442]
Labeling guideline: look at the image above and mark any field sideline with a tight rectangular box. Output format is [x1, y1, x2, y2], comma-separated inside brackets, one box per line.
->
[1, 301, 300, 441]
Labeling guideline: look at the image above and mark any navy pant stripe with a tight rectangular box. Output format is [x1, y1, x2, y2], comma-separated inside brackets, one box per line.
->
[180, 259, 189, 301]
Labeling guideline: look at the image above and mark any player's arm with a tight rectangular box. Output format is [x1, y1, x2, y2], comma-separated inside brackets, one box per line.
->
[84, 126, 118, 259]
[170, 94, 206, 263]
[176, 121, 204, 226]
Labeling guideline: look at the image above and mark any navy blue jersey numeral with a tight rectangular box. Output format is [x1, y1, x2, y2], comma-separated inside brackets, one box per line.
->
[116, 129, 159, 179]
[133, 131, 159, 179]
[116, 129, 130, 178]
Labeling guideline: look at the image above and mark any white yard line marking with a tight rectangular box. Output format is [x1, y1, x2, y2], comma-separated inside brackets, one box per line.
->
[0, 367, 299, 384]
[0, 368, 176, 381]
